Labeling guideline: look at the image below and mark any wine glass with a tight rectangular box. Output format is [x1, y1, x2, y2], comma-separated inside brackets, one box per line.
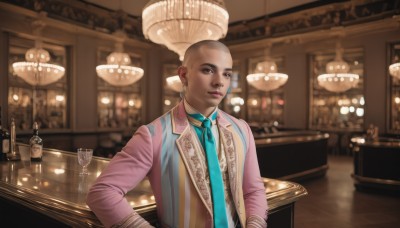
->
[77, 148, 93, 175]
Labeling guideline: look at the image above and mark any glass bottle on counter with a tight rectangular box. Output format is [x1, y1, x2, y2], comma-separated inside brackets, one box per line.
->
[8, 118, 21, 161]
[30, 122, 43, 162]
[0, 107, 10, 161]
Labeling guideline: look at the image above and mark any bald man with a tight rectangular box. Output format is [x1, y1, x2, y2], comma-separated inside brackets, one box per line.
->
[87, 40, 268, 228]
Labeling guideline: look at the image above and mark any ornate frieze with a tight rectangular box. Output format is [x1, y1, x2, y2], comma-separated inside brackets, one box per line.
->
[2, 0, 145, 40]
[223, 0, 399, 44]
[2, 0, 399, 44]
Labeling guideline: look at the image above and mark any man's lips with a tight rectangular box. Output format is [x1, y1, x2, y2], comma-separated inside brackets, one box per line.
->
[208, 91, 223, 96]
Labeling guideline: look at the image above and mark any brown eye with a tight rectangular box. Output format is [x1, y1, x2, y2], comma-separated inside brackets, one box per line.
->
[202, 68, 214, 74]
[224, 72, 232, 78]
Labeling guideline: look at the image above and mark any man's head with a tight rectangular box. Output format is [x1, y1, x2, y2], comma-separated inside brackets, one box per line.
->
[178, 40, 233, 116]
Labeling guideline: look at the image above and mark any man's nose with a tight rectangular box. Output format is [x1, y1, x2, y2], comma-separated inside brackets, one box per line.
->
[213, 73, 224, 87]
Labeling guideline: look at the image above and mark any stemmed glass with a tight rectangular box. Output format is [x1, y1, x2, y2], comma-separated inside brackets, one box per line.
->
[77, 148, 93, 175]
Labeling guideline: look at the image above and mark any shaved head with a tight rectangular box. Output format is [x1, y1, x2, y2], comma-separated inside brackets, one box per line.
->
[182, 40, 231, 67]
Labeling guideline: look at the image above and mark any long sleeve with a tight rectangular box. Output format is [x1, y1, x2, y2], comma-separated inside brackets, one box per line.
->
[240, 120, 268, 227]
[86, 126, 154, 228]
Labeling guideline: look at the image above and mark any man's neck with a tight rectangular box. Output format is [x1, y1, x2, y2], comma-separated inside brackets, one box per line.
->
[183, 99, 217, 118]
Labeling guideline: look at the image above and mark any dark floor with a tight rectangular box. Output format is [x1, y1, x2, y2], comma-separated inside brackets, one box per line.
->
[294, 155, 400, 228]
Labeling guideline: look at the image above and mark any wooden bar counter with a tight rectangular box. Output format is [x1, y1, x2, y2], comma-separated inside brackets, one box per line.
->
[0, 144, 307, 227]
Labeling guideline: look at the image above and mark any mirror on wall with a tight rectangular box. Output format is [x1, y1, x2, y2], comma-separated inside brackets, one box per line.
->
[221, 60, 244, 119]
[388, 41, 400, 133]
[162, 63, 181, 114]
[246, 56, 286, 127]
[8, 35, 68, 131]
[309, 47, 364, 131]
[97, 48, 143, 129]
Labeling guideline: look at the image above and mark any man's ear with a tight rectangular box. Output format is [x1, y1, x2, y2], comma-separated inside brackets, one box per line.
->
[178, 66, 188, 86]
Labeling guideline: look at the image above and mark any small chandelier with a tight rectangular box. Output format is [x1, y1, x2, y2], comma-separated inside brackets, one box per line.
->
[389, 55, 400, 79]
[142, 0, 229, 61]
[96, 31, 144, 87]
[317, 41, 359, 93]
[12, 20, 65, 86]
[166, 75, 182, 92]
[247, 46, 288, 92]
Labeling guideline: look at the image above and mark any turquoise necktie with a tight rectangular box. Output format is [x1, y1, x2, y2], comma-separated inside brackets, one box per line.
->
[188, 112, 228, 228]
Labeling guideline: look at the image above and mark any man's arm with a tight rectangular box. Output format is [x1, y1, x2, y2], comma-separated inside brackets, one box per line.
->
[86, 126, 154, 228]
[240, 120, 268, 227]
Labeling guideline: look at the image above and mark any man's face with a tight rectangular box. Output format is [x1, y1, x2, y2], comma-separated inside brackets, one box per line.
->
[179, 46, 233, 116]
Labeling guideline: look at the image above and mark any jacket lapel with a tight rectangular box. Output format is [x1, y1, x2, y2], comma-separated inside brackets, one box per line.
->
[173, 102, 213, 216]
[218, 113, 246, 227]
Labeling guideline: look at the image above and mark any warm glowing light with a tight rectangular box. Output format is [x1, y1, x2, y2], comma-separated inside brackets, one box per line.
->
[317, 42, 359, 92]
[55, 95, 64, 102]
[166, 75, 182, 92]
[356, 108, 364, 116]
[164, 99, 171, 106]
[54, 168, 65, 174]
[12, 94, 19, 101]
[12, 47, 65, 86]
[233, 105, 241, 113]
[142, 0, 229, 60]
[247, 59, 288, 92]
[101, 97, 110, 105]
[395, 97, 400, 104]
[96, 51, 144, 86]
[230, 97, 244, 106]
[389, 62, 400, 79]
[360, 97, 365, 105]
[340, 106, 349, 115]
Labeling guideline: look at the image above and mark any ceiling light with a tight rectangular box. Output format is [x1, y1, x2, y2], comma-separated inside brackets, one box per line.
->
[142, 0, 229, 61]
[96, 30, 144, 86]
[317, 41, 359, 93]
[247, 45, 288, 92]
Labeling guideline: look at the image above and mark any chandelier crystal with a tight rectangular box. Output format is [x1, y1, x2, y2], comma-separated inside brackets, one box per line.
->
[247, 46, 288, 92]
[389, 62, 400, 79]
[12, 42, 65, 86]
[142, 0, 229, 60]
[96, 32, 144, 87]
[317, 42, 359, 93]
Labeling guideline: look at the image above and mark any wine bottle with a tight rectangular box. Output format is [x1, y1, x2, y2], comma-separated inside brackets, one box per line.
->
[30, 122, 43, 162]
[0, 107, 10, 161]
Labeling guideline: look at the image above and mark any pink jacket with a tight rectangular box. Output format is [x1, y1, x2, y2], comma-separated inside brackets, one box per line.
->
[87, 101, 268, 227]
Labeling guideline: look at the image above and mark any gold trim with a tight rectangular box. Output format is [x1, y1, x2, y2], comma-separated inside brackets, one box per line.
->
[264, 178, 308, 212]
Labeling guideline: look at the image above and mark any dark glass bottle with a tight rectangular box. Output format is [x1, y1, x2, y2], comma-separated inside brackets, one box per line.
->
[0, 107, 10, 161]
[30, 122, 43, 162]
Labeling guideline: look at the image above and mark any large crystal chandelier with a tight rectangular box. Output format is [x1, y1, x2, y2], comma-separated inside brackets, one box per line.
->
[317, 41, 359, 93]
[96, 31, 144, 87]
[247, 46, 288, 92]
[12, 20, 65, 86]
[142, 0, 229, 61]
